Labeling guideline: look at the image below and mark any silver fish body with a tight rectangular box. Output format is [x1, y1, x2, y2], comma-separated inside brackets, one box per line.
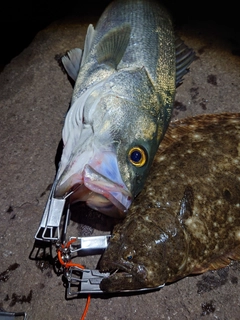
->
[99, 113, 240, 291]
[54, 0, 194, 218]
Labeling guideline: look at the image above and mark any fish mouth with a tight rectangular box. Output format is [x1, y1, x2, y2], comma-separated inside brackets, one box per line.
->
[99, 261, 149, 292]
[101, 260, 147, 280]
[54, 164, 132, 218]
[107, 261, 132, 273]
[100, 261, 134, 282]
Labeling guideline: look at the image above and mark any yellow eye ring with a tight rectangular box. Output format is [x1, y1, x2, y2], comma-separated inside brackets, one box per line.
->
[128, 147, 147, 167]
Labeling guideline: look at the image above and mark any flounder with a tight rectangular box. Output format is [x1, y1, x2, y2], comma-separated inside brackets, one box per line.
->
[99, 113, 240, 291]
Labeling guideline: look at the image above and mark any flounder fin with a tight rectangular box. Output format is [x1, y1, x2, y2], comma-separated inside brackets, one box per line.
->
[61, 48, 82, 81]
[192, 245, 240, 274]
[96, 23, 131, 69]
[175, 35, 195, 87]
[81, 24, 95, 66]
[208, 245, 240, 270]
[178, 185, 194, 223]
[159, 113, 240, 153]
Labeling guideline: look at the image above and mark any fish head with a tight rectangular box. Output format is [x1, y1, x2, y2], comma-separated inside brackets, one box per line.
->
[54, 68, 167, 218]
[99, 208, 187, 291]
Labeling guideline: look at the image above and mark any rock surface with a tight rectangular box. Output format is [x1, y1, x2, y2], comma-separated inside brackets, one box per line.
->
[0, 12, 240, 320]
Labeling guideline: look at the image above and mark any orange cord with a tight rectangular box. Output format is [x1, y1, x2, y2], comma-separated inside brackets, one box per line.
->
[57, 238, 91, 320]
[81, 294, 91, 320]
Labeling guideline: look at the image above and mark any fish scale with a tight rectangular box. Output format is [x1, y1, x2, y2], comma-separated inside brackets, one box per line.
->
[73, 0, 175, 107]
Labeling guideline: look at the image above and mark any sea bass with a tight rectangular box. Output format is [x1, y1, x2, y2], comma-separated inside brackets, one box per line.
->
[99, 113, 240, 291]
[54, 0, 194, 218]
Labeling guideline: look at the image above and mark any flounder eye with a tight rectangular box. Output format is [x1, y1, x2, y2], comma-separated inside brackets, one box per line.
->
[128, 147, 147, 167]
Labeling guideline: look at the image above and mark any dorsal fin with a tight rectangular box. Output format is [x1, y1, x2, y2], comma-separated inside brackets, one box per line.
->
[175, 36, 195, 87]
[191, 245, 240, 274]
[96, 23, 131, 69]
[208, 245, 240, 271]
[61, 48, 82, 81]
[81, 24, 95, 66]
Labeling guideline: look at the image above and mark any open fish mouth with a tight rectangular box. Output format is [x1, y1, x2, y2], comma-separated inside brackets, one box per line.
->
[54, 164, 132, 218]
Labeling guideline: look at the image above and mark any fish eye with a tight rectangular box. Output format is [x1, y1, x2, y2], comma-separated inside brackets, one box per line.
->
[128, 147, 147, 167]
[127, 255, 133, 261]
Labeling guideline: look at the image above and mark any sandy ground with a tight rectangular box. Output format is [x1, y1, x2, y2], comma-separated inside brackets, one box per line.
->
[0, 10, 240, 320]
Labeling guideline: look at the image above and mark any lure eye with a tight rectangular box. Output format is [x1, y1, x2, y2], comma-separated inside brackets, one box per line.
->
[128, 147, 147, 167]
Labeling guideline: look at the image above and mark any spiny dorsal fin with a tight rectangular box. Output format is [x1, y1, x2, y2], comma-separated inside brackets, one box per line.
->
[81, 24, 95, 66]
[96, 23, 131, 69]
[175, 35, 195, 87]
[61, 48, 82, 81]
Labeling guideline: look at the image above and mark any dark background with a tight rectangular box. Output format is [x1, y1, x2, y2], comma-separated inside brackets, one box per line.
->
[1, 0, 239, 71]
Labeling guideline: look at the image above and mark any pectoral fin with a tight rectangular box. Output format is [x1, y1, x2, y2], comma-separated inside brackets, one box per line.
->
[175, 36, 195, 87]
[96, 23, 131, 69]
[178, 185, 194, 223]
[81, 24, 95, 66]
[61, 24, 95, 81]
[61, 48, 82, 81]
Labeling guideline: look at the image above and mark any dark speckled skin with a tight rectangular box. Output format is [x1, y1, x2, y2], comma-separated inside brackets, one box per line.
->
[99, 113, 240, 292]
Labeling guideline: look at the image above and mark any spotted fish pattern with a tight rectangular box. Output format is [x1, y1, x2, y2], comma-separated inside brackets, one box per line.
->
[99, 113, 240, 291]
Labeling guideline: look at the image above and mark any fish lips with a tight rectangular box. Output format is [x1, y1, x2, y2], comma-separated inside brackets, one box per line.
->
[99, 260, 148, 292]
[104, 260, 147, 279]
[54, 164, 132, 218]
